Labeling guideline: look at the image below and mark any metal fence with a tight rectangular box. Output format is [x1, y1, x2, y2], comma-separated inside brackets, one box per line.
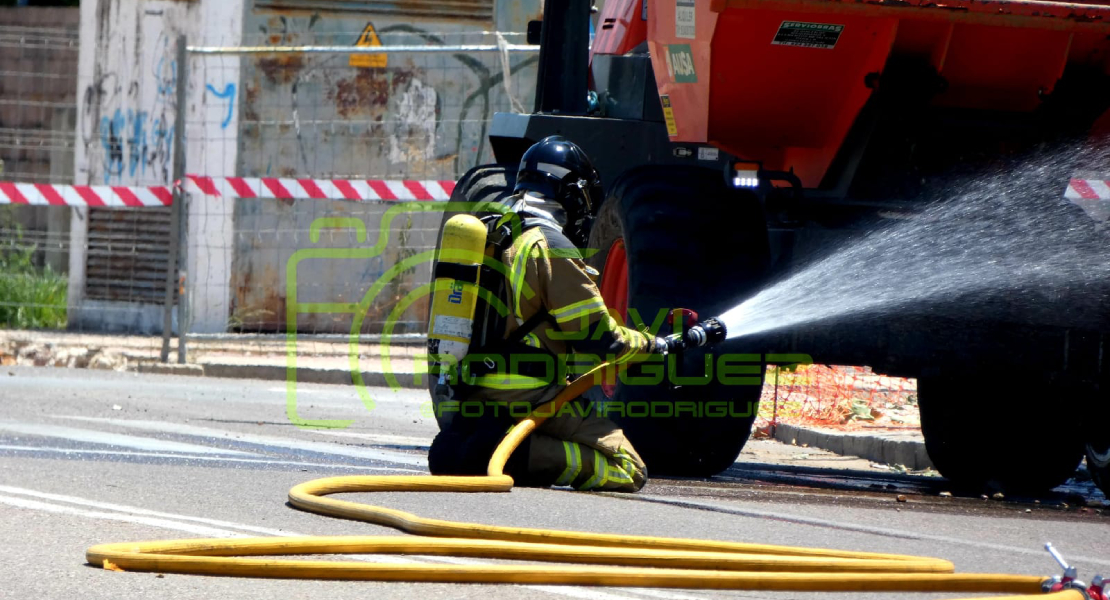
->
[1, 28, 538, 367]
[0, 11, 79, 334]
[184, 31, 536, 348]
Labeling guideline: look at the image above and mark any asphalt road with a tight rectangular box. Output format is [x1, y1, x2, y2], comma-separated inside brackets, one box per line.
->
[1, 366, 1107, 600]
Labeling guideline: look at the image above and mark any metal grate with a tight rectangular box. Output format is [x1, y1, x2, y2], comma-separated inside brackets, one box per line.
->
[252, 0, 495, 22]
[84, 208, 175, 304]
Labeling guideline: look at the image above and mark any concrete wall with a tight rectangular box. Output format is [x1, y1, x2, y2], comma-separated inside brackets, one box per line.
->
[69, 0, 243, 333]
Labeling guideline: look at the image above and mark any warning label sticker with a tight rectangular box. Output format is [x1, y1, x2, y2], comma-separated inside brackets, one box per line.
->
[661, 95, 677, 137]
[350, 22, 387, 68]
[771, 21, 844, 49]
[676, 0, 696, 39]
[433, 315, 471, 340]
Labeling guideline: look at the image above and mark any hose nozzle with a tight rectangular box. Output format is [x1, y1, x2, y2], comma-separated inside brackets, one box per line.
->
[685, 317, 727, 347]
[660, 314, 727, 354]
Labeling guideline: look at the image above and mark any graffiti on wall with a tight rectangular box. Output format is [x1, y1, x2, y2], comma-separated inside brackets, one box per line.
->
[98, 107, 147, 181]
[82, 23, 237, 184]
[206, 82, 237, 129]
[145, 32, 177, 183]
[83, 30, 176, 184]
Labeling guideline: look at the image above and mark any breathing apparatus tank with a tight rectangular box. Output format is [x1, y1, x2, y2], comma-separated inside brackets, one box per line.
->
[427, 214, 488, 405]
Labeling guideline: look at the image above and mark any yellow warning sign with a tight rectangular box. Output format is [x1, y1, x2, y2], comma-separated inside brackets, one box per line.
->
[349, 23, 386, 68]
[661, 95, 677, 136]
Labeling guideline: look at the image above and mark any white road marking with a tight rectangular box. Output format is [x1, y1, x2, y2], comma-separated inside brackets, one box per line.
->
[524, 585, 670, 600]
[613, 588, 719, 600]
[267, 386, 328, 395]
[57, 416, 429, 467]
[0, 421, 254, 456]
[267, 385, 425, 405]
[0, 445, 421, 473]
[635, 494, 1110, 568]
[308, 429, 432, 447]
[0, 485, 677, 597]
[0, 485, 292, 536]
[0, 494, 247, 538]
[0, 486, 414, 564]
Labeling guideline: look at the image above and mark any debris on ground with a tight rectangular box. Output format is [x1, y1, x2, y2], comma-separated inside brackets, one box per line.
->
[756, 364, 920, 431]
[0, 339, 128, 371]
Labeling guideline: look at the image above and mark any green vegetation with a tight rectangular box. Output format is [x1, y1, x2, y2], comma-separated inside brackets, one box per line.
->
[0, 224, 67, 330]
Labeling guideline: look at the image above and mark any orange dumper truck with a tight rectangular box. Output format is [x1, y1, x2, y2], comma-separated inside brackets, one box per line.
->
[443, 0, 1110, 496]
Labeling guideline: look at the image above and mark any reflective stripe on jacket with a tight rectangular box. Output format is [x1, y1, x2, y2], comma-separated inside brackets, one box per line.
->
[469, 223, 656, 406]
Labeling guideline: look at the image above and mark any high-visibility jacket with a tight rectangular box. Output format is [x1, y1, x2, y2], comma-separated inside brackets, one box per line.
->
[465, 222, 658, 407]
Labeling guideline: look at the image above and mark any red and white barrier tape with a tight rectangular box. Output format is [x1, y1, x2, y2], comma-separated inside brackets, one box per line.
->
[0, 177, 457, 206]
[5, 176, 1105, 207]
[1065, 178, 1110, 201]
[0, 182, 174, 207]
[186, 176, 455, 201]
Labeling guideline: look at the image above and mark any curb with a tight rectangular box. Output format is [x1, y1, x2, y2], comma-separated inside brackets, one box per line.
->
[135, 363, 205, 377]
[772, 422, 934, 471]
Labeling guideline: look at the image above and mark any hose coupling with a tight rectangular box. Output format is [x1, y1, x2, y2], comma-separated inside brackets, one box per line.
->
[1049, 579, 1093, 600]
[1043, 576, 1064, 594]
[1042, 543, 1106, 600]
[1091, 576, 1108, 600]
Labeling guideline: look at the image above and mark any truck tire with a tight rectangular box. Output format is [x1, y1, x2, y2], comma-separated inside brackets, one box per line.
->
[1084, 390, 1110, 497]
[917, 369, 1084, 495]
[584, 166, 772, 477]
[1088, 440, 1110, 497]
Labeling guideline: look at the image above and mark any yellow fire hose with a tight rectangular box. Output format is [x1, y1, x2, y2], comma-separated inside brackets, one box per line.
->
[86, 362, 1081, 599]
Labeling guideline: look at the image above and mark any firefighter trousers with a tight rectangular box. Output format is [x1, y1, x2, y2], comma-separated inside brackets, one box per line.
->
[427, 397, 647, 492]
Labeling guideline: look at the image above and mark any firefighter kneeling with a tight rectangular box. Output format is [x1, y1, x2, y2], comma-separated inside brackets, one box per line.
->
[426, 136, 675, 493]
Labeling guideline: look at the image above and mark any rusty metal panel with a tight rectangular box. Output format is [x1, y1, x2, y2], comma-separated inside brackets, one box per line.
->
[229, 198, 440, 334]
[84, 207, 174, 304]
[225, 10, 540, 334]
[253, 0, 495, 22]
[236, 14, 540, 181]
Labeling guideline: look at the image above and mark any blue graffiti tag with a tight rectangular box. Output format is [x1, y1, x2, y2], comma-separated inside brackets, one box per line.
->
[154, 37, 177, 100]
[98, 108, 155, 183]
[127, 109, 148, 178]
[99, 109, 125, 183]
[150, 116, 174, 178]
[206, 83, 236, 129]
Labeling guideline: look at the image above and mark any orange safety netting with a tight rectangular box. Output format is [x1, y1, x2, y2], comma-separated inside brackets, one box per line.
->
[754, 364, 919, 432]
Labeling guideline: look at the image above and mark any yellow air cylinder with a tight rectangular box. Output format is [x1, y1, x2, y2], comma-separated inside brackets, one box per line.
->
[427, 214, 488, 384]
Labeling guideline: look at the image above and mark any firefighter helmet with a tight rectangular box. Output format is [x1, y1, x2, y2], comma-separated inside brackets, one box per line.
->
[513, 135, 602, 248]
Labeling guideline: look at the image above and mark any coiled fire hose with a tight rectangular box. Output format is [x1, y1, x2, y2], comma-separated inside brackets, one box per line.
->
[86, 360, 1089, 600]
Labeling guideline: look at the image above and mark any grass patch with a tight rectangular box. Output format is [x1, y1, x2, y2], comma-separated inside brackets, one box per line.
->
[0, 223, 67, 329]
